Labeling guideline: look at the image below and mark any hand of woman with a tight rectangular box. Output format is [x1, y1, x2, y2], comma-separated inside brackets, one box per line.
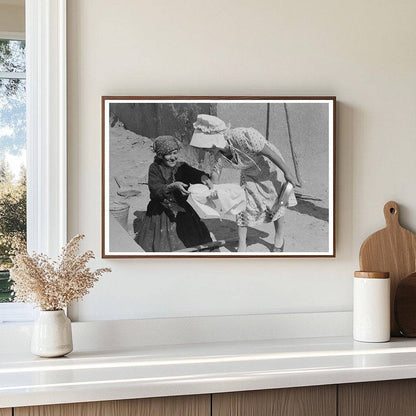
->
[285, 172, 301, 188]
[201, 175, 214, 189]
[169, 181, 190, 195]
[261, 144, 300, 187]
[207, 190, 218, 200]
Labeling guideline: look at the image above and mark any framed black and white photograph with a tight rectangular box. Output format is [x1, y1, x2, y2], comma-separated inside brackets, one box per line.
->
[102, 96, 335, 258]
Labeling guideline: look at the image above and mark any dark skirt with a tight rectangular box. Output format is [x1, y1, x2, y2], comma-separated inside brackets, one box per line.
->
[135, 208, 212, 252]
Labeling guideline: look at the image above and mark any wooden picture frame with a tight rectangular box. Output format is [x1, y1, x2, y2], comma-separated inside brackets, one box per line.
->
[102, 96, 336, 258]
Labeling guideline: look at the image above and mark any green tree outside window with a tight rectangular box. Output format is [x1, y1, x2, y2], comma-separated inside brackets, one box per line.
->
[0, 38, 27, 302]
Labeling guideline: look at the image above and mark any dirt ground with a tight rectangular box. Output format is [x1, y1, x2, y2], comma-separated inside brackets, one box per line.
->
[108, 125, 329, 253]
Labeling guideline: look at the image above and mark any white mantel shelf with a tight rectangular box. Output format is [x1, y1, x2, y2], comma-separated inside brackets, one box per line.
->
[2, 335, 416, 409]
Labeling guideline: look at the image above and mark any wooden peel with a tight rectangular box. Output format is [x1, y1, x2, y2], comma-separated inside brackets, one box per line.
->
[359, 201, 416, 335]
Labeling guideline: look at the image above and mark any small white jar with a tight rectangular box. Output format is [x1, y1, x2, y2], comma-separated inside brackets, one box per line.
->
[353, 271, 390, 343]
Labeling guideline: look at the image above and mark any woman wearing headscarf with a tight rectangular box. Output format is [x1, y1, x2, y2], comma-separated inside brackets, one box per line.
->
[190, 115, 298, 252]
[134, 135, 212, 252]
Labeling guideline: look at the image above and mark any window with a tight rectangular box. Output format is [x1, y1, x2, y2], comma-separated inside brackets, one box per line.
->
[0, 0, 67, 323]
[0, 34, 26, 305]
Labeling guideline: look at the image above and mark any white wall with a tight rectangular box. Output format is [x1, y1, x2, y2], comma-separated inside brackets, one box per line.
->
[0, 3, 24, 33]
[67, 0, 416, 322]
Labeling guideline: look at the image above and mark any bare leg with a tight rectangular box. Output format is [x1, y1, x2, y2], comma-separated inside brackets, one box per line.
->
[238, 226, 247, 252]
[272, 218, 285, 251]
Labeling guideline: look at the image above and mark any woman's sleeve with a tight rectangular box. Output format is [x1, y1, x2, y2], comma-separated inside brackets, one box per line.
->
[180, 163, 209, 184]
[148, 164, 169, 201]
[244, 128, 267, 154]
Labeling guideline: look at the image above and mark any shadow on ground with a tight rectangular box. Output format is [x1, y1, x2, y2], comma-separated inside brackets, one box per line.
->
[291, 198, 329, 222]
[203, 218, 270, 252]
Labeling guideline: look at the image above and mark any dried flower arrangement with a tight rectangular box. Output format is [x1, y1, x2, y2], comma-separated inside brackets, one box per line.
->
[10, 234, 111, 311]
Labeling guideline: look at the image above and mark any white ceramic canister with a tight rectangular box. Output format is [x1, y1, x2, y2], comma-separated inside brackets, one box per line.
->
[353, 271, 390, 342]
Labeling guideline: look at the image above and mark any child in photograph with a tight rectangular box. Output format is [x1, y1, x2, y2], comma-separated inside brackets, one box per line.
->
[134, 136, 212, 252]
[190, 114, 298, 252]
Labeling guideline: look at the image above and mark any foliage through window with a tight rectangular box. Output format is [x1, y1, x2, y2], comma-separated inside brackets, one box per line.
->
[0, 37, 26, 302]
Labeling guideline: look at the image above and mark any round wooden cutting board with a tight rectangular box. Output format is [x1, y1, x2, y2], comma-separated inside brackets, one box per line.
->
[359, 201, 416, 336]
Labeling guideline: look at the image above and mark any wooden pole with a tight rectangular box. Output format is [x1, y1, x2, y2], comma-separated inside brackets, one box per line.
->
[265, 103, 270, 141]
[283, 103, 302, 186]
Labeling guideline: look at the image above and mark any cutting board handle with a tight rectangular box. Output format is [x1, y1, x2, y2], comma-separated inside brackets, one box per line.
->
[384, 201, 400, 228]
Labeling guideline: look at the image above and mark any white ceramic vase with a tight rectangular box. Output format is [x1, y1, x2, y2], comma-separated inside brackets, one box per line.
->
[31, 310, 73, 357]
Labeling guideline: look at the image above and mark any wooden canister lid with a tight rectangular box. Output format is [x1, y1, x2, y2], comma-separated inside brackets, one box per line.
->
[354, 271, 390, 279]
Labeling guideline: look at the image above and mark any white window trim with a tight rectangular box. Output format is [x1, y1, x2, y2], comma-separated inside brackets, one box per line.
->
[0, 31, 25, 41]
[0, 72, 25, 79]
[0, 0, 67, 323]
[26, 0, 67, 256]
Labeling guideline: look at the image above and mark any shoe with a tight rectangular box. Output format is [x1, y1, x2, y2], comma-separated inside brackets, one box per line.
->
[272, 240, 285, 252]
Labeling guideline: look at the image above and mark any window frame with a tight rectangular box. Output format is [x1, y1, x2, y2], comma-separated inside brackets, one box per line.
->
[0, 31, 24, 41]
[0, 0, 67, 323]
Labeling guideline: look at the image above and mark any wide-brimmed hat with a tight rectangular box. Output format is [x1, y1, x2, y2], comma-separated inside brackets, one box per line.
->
[190, 114, 228, 149]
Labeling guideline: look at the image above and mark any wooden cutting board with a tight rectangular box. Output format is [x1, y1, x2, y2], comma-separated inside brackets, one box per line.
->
[359, 201, 416, 336]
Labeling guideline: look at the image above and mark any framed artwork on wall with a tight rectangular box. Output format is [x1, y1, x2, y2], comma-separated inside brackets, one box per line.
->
[102, 96, 336, 258]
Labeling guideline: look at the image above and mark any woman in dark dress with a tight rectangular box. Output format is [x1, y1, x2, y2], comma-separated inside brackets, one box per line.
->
[135, 136, 212, 252]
